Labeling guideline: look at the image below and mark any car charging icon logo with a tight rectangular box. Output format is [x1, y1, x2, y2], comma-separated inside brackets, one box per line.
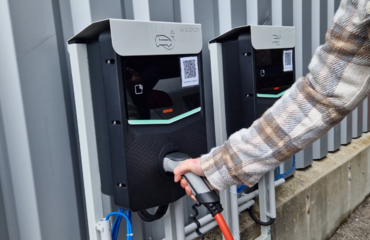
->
[135, 84, 143, 95]
[155, 30, 175, 50]
[272, 34, 281, 46]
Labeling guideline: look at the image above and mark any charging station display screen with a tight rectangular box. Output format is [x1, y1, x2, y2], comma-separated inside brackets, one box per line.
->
[123, 55, 201, 121]
[254, 49, 295, 95]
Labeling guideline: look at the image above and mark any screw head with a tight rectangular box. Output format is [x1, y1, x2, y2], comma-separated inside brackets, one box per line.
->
[306, 195, 309, 199]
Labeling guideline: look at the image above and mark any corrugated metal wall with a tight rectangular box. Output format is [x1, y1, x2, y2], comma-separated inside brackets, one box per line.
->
[0, 0, 342, 239]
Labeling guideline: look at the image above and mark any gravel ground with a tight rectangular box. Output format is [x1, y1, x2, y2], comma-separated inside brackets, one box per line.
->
[330, 196, 370, 240]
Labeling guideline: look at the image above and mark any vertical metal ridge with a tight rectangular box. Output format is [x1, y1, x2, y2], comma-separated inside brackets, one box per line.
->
[133, 0, 150, 21]
[0, 1, 42, 238]
[272, 0, 282, 26]
[246, 0, 258, 25]
[293, 0, 303, 78]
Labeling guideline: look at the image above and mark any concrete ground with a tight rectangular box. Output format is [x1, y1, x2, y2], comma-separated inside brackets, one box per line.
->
[330, 195, 370, 240]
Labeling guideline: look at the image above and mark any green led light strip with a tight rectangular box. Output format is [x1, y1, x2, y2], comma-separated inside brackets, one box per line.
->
[128, 107, 201, 125]
[256, 89, 289, 98]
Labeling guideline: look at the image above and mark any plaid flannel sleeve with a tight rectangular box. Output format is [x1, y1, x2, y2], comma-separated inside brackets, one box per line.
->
[201, 0, 370, 190]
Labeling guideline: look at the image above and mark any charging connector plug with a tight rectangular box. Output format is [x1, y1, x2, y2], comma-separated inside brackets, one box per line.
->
[163, 152, 223, 216]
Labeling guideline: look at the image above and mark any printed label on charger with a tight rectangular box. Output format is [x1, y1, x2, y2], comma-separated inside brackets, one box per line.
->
[180, 56, 199, 87]
[283, 50, 293, 72]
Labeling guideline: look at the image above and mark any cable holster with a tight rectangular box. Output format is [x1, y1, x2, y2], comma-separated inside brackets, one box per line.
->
[137, 204, 169, 222]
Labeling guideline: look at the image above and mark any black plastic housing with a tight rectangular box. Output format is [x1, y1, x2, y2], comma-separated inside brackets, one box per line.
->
[87, 31, 207, 211]
[220, 32, 295, 137]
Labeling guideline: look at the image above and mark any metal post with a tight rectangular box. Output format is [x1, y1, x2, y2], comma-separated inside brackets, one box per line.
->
[255, 172, 272, 240]
[68, 44, 104, 240]
[164, 199, 185, 240]
[209, 42, 240, 240]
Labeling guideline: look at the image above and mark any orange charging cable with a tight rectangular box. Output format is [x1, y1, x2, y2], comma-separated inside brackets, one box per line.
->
[214, 213, 234, 240]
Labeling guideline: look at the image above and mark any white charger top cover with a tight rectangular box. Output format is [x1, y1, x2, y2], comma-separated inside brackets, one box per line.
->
[68, 19, 203, 56]
[209, 25, 295, 49]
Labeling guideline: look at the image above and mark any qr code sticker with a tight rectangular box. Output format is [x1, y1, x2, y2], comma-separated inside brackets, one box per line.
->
[183, 60, 197, 79]
[180, 56, 199, 87]
[283, 50, 293, 72]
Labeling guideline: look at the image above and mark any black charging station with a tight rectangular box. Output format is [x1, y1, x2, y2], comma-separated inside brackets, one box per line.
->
[210, 26, 296, 137]
[68, 20, 207, 212]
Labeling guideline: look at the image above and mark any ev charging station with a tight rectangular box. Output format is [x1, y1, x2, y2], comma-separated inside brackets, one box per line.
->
[313, 134, 328, 160]
[362, 96, 370, 133]
[328, 124, 341, 152]
[209, 25, 295, 240]
[68, 19, 235, 240]
[352, 106, 363, 139]
[295, 144, 313, 169]
[341, 112, 353, 145]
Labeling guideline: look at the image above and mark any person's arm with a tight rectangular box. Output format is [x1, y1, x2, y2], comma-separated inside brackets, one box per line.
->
[175, 0, 370, 191]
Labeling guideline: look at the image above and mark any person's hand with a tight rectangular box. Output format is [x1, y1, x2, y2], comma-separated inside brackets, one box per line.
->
[173, 157, 205, 202]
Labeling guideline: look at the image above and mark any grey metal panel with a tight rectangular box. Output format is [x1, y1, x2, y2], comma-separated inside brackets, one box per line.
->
[0, 104, 12, 240]
[51, 1, 88, 238]
[257, 0, 272, 25]
[319, 0, 328, 45]
[7, 0, 85, 239]
[302, 0, 312, 76]
[231, 0, 246, 28]
[149, 0, 175, 22]
[293, 0, 303, 78]
[194, 0, 217, 150]
[0, 179, 9, 240]
[295, 144, 313, 169]
[313, 133, 328, 160]
[90, 0, 123, 21]
[122, 0, 134, 20]
[282, 0, 293, 26]
[0, 1, 42, 239]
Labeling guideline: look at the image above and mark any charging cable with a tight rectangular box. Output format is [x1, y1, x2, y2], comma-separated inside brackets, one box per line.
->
[163, 152, 234, 240]
[106, 209, 133, 240]
[275, 155, 295, 180]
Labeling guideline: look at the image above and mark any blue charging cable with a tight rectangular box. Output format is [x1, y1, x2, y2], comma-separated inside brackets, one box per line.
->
[275, 155, 296, 180]
[237, 185, 246, 193]
[237, 155, 296, 193]
[106, 209, 133, 240]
